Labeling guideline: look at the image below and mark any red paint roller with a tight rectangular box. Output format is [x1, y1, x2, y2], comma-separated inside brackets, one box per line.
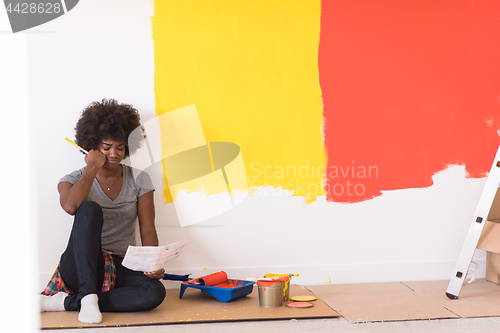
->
[191, 271, 228, 286]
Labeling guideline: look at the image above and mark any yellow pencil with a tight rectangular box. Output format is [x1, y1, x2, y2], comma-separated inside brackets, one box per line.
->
[65, 137, 88, 154]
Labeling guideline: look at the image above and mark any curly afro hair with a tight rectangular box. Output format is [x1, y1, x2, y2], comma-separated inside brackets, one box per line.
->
[75, 99, 143, 158]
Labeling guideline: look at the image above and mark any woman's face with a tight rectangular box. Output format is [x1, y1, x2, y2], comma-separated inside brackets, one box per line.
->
[99, 138, 126, 169]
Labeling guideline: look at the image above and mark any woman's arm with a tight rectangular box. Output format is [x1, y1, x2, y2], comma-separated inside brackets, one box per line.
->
[58, 150, 106, 215]
[138, 190, 158, 246]
[138, 190, 164, 279]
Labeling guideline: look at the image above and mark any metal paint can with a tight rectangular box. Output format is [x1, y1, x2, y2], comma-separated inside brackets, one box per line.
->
[264, 273, 292, 301]
[257, 281, 285, 308]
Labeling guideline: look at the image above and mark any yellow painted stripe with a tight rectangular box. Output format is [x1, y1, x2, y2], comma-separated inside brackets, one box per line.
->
[207, 142, 215, 172]
[153, 0, 325, 203]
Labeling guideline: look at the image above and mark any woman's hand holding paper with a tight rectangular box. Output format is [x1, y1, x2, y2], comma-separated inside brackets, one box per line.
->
[144, 268, 165, 280]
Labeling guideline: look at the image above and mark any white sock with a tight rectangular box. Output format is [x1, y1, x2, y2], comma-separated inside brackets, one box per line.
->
[78, 294, 102, 324]
[40, 292, 67, 312]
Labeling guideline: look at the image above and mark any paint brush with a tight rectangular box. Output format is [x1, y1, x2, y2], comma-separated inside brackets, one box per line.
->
[65, 137, 88, 154]
[266, 271, 299, 277]
[244, 277, 275, 282]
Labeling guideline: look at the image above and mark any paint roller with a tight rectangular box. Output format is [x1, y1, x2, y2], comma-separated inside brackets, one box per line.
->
[188, 271, 228, 286]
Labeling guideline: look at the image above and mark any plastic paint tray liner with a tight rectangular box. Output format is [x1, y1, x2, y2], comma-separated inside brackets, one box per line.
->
[179, 279, 255, 303]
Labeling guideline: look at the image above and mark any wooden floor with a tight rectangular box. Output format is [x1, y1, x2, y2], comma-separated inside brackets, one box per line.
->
[41, 284, 339, 329]
[309, 279, 500, 322]
[41, 279, 500, 330]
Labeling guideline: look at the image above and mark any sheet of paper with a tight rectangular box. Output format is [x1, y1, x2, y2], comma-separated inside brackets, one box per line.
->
[121, 240, 186, 272]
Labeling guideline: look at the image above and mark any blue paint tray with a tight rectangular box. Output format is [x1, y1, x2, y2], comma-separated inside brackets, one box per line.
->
[179, 279, 255, 303]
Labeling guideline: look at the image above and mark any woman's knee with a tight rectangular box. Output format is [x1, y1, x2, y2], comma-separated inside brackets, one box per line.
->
[77, 201, 102, 215]
[75, 201, 103, 227]
[142, 280, 166, 310]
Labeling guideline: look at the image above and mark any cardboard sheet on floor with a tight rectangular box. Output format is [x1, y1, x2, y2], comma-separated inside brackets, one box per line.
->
[403, 279, 500, 318]
[477, 221, 500, 284]
[41, 285, 339, 329]
[307, 281, 458, 322]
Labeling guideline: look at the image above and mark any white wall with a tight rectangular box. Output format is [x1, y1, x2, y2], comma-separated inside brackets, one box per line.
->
[7, 0, 488, 295]
[30, 1, 157, 290]
[0, 10, 38, 333]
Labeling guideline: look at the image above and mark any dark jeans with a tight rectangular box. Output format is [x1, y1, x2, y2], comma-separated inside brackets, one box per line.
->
[59, 201, 166, 312]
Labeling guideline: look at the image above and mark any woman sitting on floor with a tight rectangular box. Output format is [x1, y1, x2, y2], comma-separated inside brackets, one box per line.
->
[40, 99, 166, 324]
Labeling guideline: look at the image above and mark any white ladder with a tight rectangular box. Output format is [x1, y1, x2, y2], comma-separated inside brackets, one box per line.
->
[446, 144, 500, 299]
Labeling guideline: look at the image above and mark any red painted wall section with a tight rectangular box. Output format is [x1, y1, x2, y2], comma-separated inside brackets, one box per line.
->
[320, 0, 500, 203]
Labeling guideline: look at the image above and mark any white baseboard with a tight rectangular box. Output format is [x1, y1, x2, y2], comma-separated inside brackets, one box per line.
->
[39, 260, 486, 291]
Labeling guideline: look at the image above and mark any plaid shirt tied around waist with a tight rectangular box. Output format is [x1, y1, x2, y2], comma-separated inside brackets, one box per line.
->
[41, 250, 122, 295]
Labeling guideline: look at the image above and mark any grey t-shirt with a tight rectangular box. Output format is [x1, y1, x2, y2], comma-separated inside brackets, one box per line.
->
[58, 164, 154, 255]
